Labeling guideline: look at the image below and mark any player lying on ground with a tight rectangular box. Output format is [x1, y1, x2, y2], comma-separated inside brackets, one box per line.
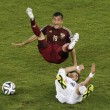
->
[12, 8, 79, 64]
[55, 49, 95, 104]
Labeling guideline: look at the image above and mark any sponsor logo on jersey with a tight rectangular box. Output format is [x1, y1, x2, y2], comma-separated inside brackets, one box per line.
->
[71, 83, 75, 87]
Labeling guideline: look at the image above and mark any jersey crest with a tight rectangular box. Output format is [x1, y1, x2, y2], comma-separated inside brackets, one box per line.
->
[49, 30, 52, 33]
[60, 33, 65, 39]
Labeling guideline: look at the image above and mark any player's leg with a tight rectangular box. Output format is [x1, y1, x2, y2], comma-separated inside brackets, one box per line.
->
[38, 38, 48, 49]
[56, 44, 69, 60]
[56, 40, 78, 63]
[76, 85, 87, 95]
[68, 33, 79, 50]
[57, 36, 78, 53]
[62, 43, 70, 52]
[61, 33, 79, 52]
[83, 84, 94, 99]
[26, 8, 49, 53]
[26, 7, 45, 40]
[75, 84, 94, 99]
[56, 44, 71, 60]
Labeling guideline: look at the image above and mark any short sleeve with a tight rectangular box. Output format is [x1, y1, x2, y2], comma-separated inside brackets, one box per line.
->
[68, 30, 74, 42]
[57, 68, 66, 80]
[58, 68, 65, 74]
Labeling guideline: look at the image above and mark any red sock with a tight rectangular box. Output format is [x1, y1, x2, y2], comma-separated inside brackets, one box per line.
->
[31, 19, 41, 36]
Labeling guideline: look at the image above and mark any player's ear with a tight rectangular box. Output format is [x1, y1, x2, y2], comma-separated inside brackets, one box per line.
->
[67, 73, 70, 77]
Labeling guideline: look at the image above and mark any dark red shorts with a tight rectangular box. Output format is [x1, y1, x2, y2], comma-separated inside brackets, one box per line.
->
[37, 39, 68, 64]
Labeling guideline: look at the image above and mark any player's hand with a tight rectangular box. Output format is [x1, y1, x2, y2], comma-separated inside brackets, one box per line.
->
[79, 64, 84, 71]
[76, 64, 84, 73]
[11, 42, 24, 47]
[91, 63, 95, 74]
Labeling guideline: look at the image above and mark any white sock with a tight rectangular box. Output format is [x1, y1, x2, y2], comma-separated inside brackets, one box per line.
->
[68, 41, 76, 50]
[28, 13, 34, 20]
[26, 8, 34, 20]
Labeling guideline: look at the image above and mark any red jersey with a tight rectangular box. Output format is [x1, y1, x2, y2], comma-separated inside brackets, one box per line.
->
[38, 25, 73, 64]
[41, 25, 73, 46]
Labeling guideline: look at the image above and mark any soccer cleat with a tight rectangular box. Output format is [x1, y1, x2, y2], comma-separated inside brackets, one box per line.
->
[26, 7, 34, 20]
[83, 84, 94, 99]
[56, 75, 67, 89]
[68, 33, 79, 50]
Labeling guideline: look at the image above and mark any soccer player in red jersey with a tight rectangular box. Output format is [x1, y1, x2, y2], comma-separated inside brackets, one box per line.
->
[12, 8, 79, 64]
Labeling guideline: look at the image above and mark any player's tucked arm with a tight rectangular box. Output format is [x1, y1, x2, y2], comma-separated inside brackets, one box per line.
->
[57, 68, 67, 80]
[81, 63, 95, 86]
[58, 64, 84, 76]
[12, 35, 37, 47]
[70, 49, 77, 66]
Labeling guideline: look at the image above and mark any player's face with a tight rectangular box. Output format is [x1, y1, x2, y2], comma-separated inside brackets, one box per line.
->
[52, 16, 63, 29]
[69, 72, 79, 81]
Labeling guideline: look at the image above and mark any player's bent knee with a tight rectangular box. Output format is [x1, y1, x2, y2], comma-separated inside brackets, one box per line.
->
[79, 86, 87, 95]
[37, 32, 45, 40]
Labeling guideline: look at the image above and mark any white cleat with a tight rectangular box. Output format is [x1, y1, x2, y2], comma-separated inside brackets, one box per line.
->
[68, 33, 79, 50]
[26, 7, 34, 20]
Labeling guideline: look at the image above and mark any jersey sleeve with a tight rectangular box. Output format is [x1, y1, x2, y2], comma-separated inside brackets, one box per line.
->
[57, 68, 66, 80]
[58, 68, 66, 74]
[68, 30, 74, 42]
[65, 28, 73, 43]
[66, 34, 71, 43]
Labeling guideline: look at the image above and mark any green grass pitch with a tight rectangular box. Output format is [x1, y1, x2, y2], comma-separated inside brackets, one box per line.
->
[0, 0, 110, 110]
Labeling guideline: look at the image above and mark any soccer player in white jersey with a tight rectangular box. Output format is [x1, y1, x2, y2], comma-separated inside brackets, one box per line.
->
[55, 49, 95, 104]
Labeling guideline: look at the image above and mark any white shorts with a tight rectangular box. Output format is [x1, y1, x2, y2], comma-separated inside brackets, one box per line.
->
[67, 89, 83, 104]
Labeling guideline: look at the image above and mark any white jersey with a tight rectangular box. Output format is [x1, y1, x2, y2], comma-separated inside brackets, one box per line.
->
[55, 68, 83, 104]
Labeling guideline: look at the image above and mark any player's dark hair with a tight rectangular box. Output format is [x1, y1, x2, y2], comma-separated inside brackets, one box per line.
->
[67, 71, 80, 82]
[53, 12, 63, 19]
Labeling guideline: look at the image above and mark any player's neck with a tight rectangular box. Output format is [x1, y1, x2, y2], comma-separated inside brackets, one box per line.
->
[53, 25, 63, 29]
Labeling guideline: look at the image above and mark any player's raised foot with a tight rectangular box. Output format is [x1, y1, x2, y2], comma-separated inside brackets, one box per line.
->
[68, 33, 79, 50]
[56, 75, 67, 89]
[83, 84, 94, 99]
[26, 7, 34, 20]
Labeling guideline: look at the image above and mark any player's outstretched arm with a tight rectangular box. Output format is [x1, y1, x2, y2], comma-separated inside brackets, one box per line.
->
[81, 63, 96, 86]
[12, 35, 37, 47]
[64, 64, 84, 74]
